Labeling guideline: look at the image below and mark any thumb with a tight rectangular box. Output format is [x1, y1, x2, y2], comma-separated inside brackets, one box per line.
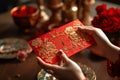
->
[36, 56, 47, 68]
[37, 56, 61, 70]
[58, 50, 70, 63]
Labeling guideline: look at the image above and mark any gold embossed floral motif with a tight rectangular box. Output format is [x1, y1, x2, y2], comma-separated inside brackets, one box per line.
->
[65, 26, 82, 42]
[73, 21, 82, 28]
[31, 38, 43, 48]
[38, 42, 58, 63]
[29, 19, 94, 64]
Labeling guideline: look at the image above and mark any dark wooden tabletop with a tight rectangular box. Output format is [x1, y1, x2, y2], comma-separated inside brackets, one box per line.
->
[0, 8, 116, 80]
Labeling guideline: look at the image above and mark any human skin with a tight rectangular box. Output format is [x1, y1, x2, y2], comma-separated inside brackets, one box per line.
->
[77, 26, 120, 63]
[37, 26, 120, 80]
[37, 50, 87, 80]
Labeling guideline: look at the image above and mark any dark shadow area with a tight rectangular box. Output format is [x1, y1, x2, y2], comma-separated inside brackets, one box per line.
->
[88, 52, 106, 62]
[0, 24, 35, 40]
[0, 0, 36, 14]
[0, 53, 34, 64]
[0, 0, 18, 13]
[102, 0, 120, 5]
[0, 58, 20, 64]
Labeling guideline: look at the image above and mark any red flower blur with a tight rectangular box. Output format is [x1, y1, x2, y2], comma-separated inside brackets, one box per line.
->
[92, 4, 120, 33]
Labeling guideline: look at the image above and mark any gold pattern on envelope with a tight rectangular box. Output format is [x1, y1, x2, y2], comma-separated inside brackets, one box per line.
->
[65, 26, 82, 42]
[50, 32, 65, 40]
[63, 44, 73, 52]
[43, 38, 49, 43]
[73, 21, 82, 27]
[31, 38, 43, 48]
[38, 42, 58, 63]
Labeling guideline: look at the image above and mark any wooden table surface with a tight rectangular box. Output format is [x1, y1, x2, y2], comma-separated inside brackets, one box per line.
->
[0, 5, 116, 80]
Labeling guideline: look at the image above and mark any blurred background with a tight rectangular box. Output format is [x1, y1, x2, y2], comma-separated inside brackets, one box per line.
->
[0, 0, 120, 80]
[0, 0, 120, 40]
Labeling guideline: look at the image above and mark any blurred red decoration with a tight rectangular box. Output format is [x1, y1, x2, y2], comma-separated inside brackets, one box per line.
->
[11, 5, 40, 33]
[12, 6, 36, 17]
[92, 4, 120, 78]
[107, 54, 120, 78]
[92, 4, 120, 33]
[17, 51, 28, 61]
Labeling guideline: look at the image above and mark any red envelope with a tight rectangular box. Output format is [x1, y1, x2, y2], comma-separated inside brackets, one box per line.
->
[29, 19, 94, 64]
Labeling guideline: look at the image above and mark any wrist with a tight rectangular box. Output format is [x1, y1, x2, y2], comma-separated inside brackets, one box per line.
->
[80, 78, 89, 80]
[105, 44, 120, 62]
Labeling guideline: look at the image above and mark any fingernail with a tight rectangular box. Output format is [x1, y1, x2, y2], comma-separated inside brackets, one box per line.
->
[57, 50, 63, 56]
[57, 51, 62, 56]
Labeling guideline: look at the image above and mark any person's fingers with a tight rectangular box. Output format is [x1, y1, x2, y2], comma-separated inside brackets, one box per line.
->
[77, 26, 93, 36]
[78, 26, 111, 43]
[59, 50, 70, 64]
[36, 56, 62, 71]
[37, 56, 65, 77]
[36, 56, 46, 68]
[57, 59, 63, 66]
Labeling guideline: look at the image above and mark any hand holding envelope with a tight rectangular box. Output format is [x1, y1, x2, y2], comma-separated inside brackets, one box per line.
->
[36, 49, 87, 80]
[29, 19, 95, 64]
